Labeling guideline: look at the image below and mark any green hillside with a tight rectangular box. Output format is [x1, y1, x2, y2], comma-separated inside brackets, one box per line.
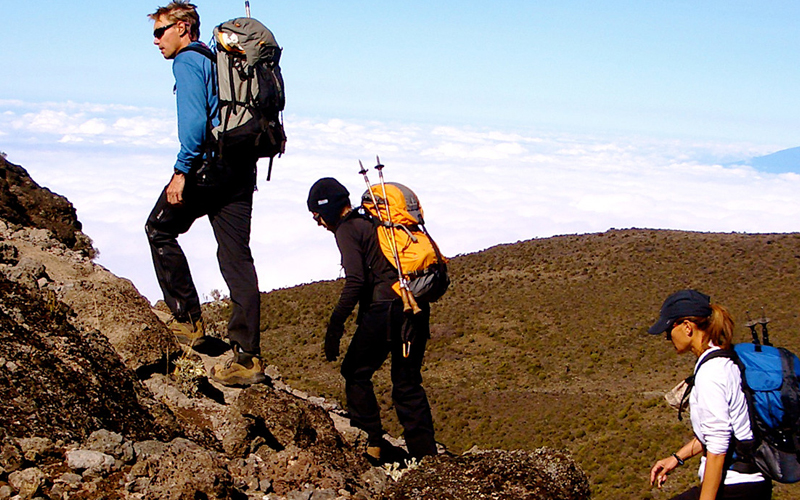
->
[249, 229, 800, 500]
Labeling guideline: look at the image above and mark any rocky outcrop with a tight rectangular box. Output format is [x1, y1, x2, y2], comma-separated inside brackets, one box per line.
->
[0, 219, 177, 373]
[0, 156, 87, 253]
[386, 448, 591, 500]
[225, 385, 371, 496]
[0, 275, 179, 444]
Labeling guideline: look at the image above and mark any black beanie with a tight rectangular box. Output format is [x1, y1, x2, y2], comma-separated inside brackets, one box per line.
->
[307, 178, 350, 229]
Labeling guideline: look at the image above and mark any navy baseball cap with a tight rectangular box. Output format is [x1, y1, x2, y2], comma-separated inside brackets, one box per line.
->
[648, 290, 712, 335]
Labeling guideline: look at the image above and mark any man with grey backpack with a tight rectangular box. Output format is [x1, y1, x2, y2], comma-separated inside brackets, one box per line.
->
[146, 1, 269, 386]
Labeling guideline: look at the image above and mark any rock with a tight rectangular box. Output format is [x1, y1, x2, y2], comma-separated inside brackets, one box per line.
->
[385, 448, 591, 500]
[56, 473, 82, 486]
[7, 467, 45, 500]
[0, 278, 180, 444]
[84, 430, 134, 463]
[224, 385, 369, 496]
[310, 489, 337, 500]
[133, 440, 169, 462]
[15, 437, 54, 463]
[264, 364, 282, 381]
[0, 441, 23, 473]
[65, 450, 115, 473]
[0, 243, 18, 266]
[48, 482, 67, 499]
[0, 158, 84, 251]
[128, 438, 236, 500]
[0, 156, 178, 372]
[228, 455, 264, 492]
[286, 488, 313, 500]
[359, 467, 389, 497]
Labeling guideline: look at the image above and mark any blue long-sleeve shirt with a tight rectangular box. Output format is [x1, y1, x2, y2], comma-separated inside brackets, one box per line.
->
[172, 42, 219, 174]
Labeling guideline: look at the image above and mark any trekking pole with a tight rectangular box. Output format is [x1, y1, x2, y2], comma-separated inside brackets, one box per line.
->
[358, 160, 377, 203]
[374, 157, 422, 322]
[360, 160, 419, 315]
[245, 0, 251, 17]
[745, 311, 762, 348]
[758, 308, 772, 347]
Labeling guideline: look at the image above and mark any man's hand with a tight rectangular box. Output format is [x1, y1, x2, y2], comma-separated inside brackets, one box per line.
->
[325, 323, 344, 361]
[166, 172, 186, 205]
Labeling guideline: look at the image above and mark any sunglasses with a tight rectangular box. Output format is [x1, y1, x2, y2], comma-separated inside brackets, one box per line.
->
[664, 319, 686, 340]
[664, 323, 674, 341]
[153, 23, 177, 39]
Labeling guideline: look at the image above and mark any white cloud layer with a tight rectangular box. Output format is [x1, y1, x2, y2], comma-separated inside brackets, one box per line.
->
[0, 100, 796, 303]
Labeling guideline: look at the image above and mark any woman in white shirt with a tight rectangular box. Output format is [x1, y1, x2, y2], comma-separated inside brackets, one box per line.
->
[647, 290, 772, 500]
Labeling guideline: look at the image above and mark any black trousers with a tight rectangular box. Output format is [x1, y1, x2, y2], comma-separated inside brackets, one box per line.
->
[145, 159, 261, 354]
[670, 480, 772, 500]
[340, 299, 437, 459]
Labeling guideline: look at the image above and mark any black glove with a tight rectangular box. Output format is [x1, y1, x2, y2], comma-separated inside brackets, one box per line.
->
[325, 322, 344, 361]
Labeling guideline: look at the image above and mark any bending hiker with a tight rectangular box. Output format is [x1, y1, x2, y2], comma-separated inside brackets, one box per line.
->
[145, 1, 265, 386]
[307, 178, 437, 464]
[648, 290, 772, 500]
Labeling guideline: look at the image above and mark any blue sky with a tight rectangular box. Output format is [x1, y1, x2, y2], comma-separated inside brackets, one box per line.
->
[5, 1, 800, 141]
[2, 1, 800, 301]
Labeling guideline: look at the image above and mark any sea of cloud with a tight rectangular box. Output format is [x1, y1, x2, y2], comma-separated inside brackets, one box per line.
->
[1, 100, 797, 303]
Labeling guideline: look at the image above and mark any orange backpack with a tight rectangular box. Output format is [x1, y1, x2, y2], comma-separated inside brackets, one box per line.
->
[361, 182, 449, 303]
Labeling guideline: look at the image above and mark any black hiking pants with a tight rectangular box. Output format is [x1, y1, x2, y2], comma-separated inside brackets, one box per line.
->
[340, 298, 437, 459]
[145, 156, 261, 355]
[670, 480, 772, 500]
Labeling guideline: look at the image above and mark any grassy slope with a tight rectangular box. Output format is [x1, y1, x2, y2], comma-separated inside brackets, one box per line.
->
[252, 229, 800, 500]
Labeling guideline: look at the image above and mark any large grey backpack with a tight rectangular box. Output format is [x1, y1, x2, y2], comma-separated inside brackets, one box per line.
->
[213, 17, 286, 179]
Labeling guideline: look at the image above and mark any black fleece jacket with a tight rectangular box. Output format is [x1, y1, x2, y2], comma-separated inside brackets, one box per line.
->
[329, 208, 398, 329]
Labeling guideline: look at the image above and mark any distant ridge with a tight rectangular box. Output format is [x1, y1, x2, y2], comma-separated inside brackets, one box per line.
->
[733, 146, 800, 174]
[260, 228, 800, 500]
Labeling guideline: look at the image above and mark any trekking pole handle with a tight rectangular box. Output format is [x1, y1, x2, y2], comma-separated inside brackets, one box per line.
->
[245, 0, 251, 17]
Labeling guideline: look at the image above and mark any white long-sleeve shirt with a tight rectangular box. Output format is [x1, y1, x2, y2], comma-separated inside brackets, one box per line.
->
[691, 345, 765, 485]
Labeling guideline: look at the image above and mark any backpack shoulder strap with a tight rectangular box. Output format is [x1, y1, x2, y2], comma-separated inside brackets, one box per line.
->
[779, 348, 800, 455]
[179, 43, 215, 61]
[695, 349, 735, 373]
[678, 349, 735, 421]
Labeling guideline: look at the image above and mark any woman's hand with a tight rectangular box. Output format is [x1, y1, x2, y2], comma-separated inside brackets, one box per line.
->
[650, 438, 701, 489]
[650, 455, 680, 488]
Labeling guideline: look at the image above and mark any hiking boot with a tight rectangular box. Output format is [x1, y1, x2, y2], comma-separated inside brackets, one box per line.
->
[365, 445, 383, 466]
[210, 355, 267, 387]
[169, 317, 206, 347]
[364, 439, 410, 466]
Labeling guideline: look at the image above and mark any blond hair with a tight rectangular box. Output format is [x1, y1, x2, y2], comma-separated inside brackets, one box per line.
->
[148, 1, 200, 41]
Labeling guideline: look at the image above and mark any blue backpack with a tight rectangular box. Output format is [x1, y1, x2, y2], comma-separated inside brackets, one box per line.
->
[687, 320, 800, 483]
